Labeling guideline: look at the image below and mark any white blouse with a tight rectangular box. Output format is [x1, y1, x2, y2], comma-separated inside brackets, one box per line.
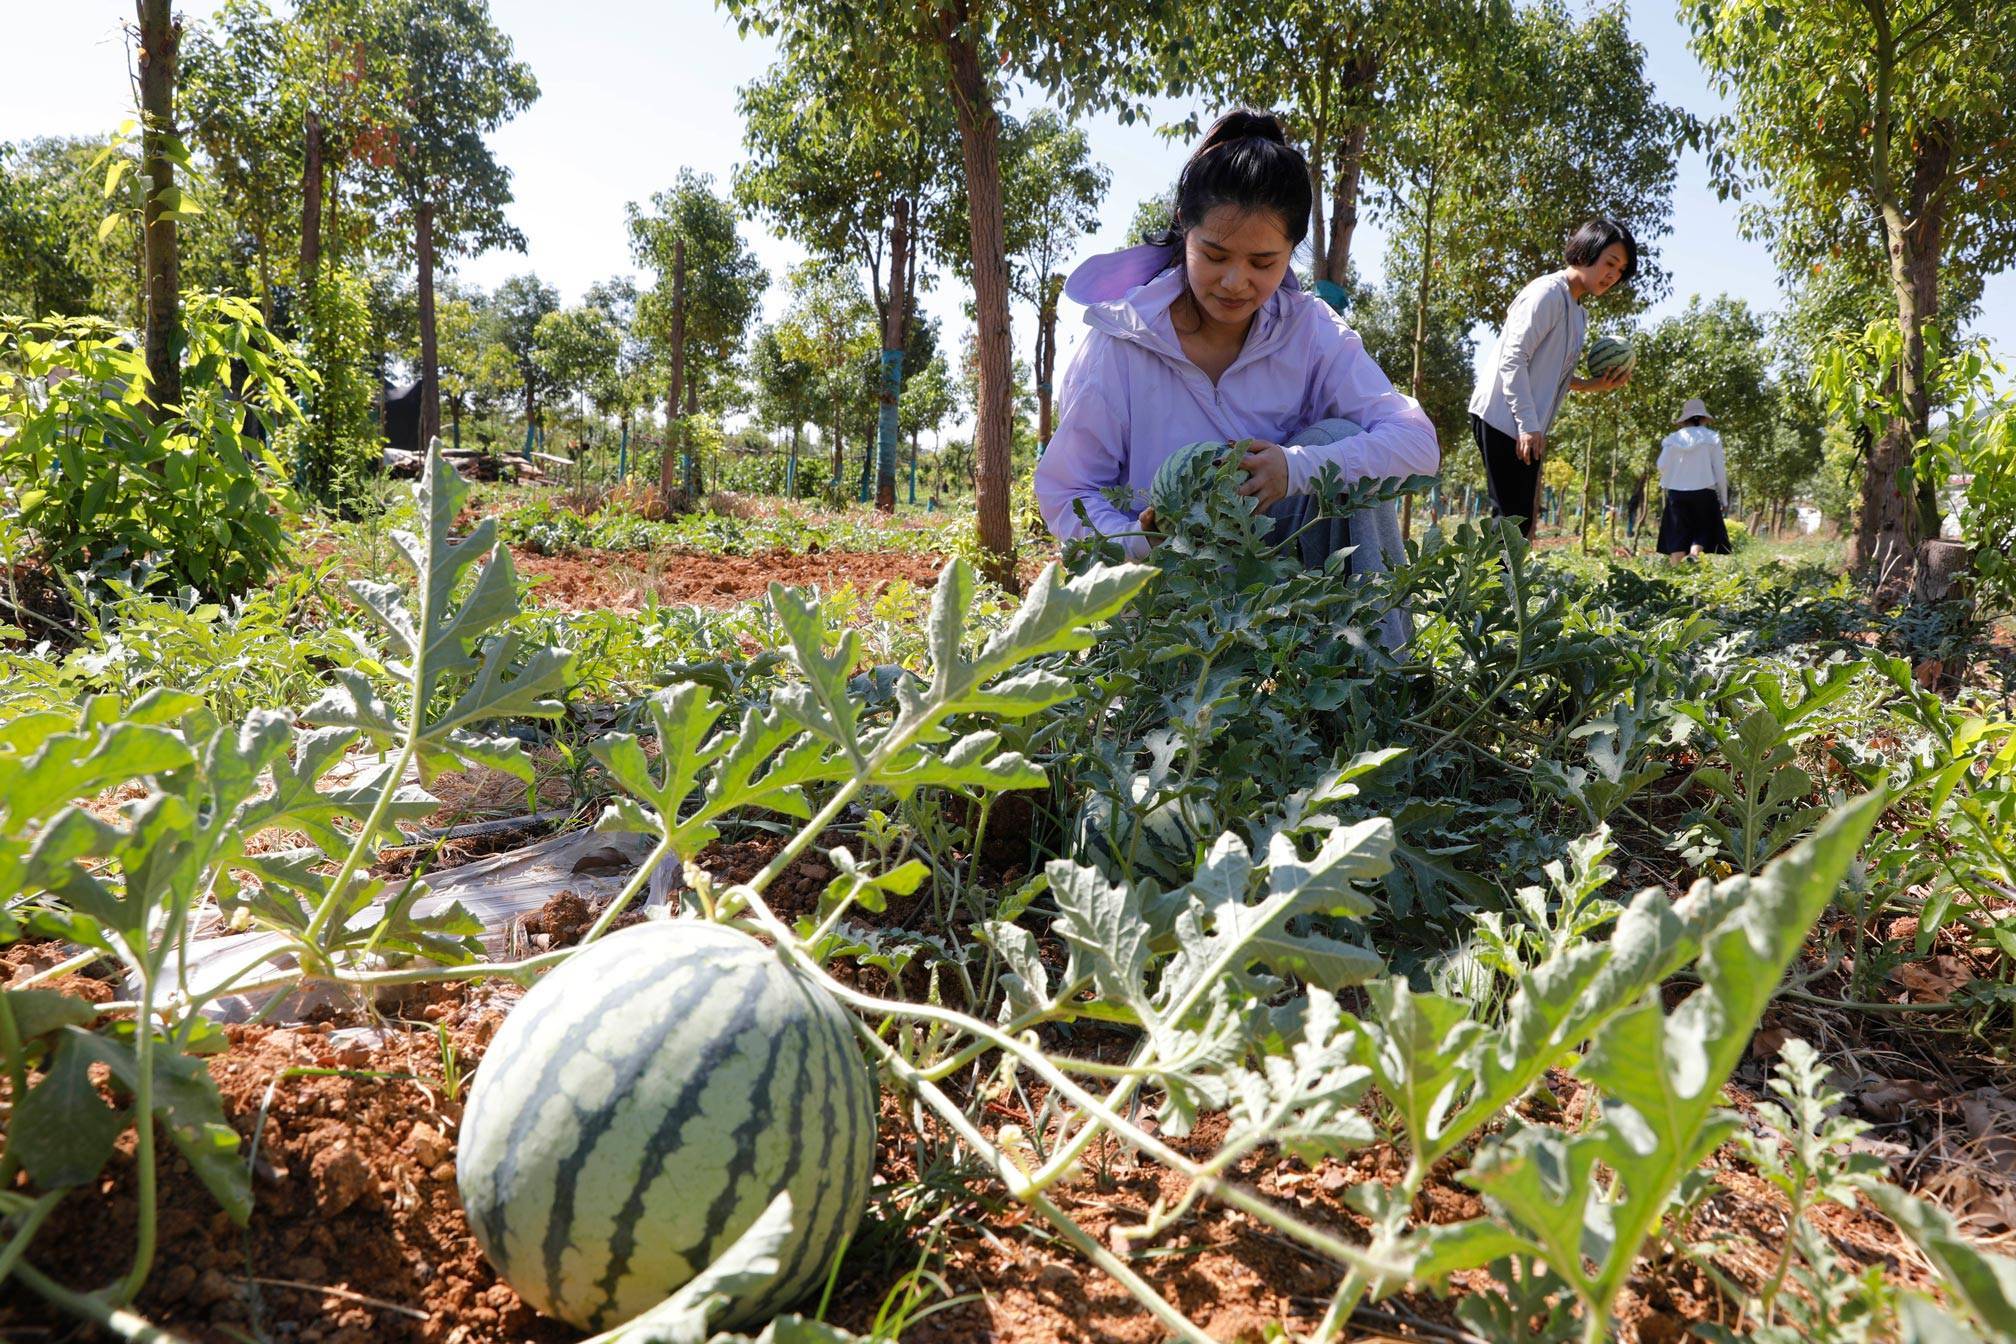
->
[1658, 426, 1728, 505]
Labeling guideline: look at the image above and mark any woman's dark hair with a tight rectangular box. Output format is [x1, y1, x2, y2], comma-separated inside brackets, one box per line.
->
[1146, 109, 1312, 254]
[1564, 217, 1639, 281]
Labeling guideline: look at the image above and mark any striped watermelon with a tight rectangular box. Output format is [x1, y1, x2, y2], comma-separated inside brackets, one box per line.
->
[1072, 776, 1211, 887]
[1585, 335, 1635, 378]
[1149, 439, 1237, 522]
[456, 921, 877, 1332]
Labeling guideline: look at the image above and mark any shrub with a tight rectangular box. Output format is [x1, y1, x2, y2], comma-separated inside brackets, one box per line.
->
[277, 265, 383, 508]
[0, 297, 307, 600]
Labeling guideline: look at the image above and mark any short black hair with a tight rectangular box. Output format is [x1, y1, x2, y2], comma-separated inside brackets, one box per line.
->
[1148, 109, 1312, 255]
[1564, 217, 1639, 281]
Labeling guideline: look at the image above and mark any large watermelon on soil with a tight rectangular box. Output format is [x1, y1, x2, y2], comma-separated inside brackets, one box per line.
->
[456, 921, 877, 1333]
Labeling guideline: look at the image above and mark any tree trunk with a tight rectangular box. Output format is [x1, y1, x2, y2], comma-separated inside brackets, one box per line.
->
[788, 421, 800, 498]
[1307, 153, 1327, 283]
[830, 413, 843, 501]
[1852, 44, 1952, 592]
[417, 199, 440, 448]
[685, 379, 700, 498]
[1036, 273, 1061, 448]
[300, 110, 322, 300]
[1324, 121, 1368, 286]
[942, 17, 1016, 587]
[137, 0, 181, 417]
[660, 237, 685, 501]
[875, 196, 910, 513]
[254, 226, 274, 326]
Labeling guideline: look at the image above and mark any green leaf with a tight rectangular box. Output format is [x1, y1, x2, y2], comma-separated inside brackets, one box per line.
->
[1858, 1179, 2016, 1336]
[582, 1192, 799, 1344]
[13, 1031, 123, 1189]
[0, 987, 102, 1040]
[1221, 987, 1374, 1164]
[1457, 795, 1884, 1332]
[80, 1028, 251, 1225]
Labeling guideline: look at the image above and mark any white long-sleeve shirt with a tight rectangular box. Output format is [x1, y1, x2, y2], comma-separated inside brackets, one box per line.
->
[1658, 426, 1728, 505]
[1468, 271, 1587, 438]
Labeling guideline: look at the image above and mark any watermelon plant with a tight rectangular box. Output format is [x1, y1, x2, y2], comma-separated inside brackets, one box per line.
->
[0, 444, 578, 1330]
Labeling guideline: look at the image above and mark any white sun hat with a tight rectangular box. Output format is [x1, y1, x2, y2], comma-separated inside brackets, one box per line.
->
[1674, 397, 1714, 424]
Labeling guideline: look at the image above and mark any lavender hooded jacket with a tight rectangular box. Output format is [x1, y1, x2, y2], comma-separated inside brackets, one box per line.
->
[1033, 263, 1440, 560]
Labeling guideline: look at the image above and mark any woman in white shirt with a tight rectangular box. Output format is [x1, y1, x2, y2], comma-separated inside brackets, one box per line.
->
[1656, 397, 1732, 561]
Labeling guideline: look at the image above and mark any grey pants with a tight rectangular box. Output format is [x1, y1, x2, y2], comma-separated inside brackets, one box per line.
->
[1259, 418, 1412, 650]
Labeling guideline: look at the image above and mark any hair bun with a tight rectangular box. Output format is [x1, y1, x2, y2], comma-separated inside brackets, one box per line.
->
[1197, 108, 1287, 154]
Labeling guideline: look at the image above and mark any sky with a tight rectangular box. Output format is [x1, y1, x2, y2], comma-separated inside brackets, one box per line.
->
[4, 1, 2012, 432]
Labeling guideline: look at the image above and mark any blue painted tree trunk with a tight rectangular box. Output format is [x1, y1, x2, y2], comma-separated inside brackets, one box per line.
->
[874, 347, 903, 509]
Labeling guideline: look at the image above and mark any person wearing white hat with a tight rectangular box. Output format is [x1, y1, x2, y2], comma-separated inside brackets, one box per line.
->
[1656, 398, 1731, 561]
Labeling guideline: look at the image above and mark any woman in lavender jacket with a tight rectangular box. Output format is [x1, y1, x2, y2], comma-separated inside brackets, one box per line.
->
[1032, 110, 1439, 584]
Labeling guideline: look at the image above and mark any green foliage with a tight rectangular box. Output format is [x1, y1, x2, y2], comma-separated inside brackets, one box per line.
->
[1428, 800, 1881, 1341]
[1673, 659, 1865, 873]
[497, 499, 949, 560]
[628, 169, 768, 407]
[280, 263, 383, 504]
[485, 272, 561, 422]
[734, 54, 960, 303]
[379, 0, 539, 256]
[1688, 0, 2016, 289]
[0, 139, 103, 318]
[1411, 0, 1681, 325]
[0, 301, 305, 599]
[533, 303, 622, 418]
[0, 565, 368, 723]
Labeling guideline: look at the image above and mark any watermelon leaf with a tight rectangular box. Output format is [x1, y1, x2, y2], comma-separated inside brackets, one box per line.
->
[1446, 794, 1882, 1337]
[303, 443, 573, 786]
[582, 1192, 799, 1344]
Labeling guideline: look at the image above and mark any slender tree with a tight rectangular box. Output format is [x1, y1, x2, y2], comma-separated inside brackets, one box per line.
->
[1689, 0, 2016, 582]
[774, 260, 877, 503]
[180, 0, 300, 322]
[135, 0, 183, 414]
[991, 111, 1108, 447]
[487, 272, 559, 436]
[379, 0, 537, 448]
[627, 170, 767, 499]
[737, 54, 961, 511]
[751, 323, 821, 497]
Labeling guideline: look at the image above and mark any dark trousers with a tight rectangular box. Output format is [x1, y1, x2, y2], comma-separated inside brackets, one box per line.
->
[1471, 414, 1540, 539]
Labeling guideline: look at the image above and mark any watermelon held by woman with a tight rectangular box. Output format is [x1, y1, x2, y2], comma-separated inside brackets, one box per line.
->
[1585, 334, 1636, 379]
[1148, 438, 1243, 524]
[456, 920, 877, 1333]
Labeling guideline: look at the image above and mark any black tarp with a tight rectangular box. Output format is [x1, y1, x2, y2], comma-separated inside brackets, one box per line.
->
[381, 379, 423, 452]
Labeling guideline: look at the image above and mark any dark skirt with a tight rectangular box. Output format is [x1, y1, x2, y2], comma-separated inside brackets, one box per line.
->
[1657, 487, 1731, 554]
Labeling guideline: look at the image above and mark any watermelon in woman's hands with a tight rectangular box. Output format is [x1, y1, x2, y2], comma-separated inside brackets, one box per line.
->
[1585, 334, 1636, 379]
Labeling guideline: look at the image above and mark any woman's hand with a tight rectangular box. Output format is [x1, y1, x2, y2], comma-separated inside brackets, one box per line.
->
[1571, 367, 1631, 393]
[1234, 440, 1290, 511]
[1517, 431, 1547, 465]
[1138, 506, 1161, 549]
